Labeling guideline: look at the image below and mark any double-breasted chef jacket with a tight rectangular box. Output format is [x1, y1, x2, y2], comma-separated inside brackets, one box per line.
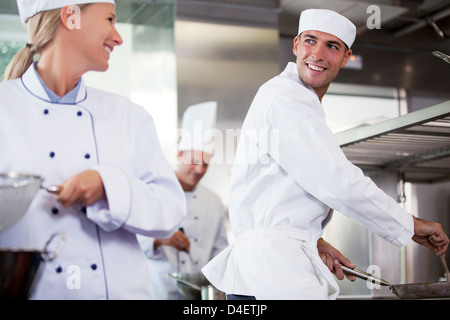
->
[139, 184, 228, 299]
[202, 62, 414, 300]
[0, 64, 186, 299]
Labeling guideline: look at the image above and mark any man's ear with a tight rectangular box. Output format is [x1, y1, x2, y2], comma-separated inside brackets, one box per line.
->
[292, 36, 300, 56]
[340, 49, 352, 68]
[60, 5, 81, 31]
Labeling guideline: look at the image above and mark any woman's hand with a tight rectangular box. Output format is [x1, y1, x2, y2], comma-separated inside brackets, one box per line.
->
[56, 170, 106, 207]
[317, 238, 356, 281]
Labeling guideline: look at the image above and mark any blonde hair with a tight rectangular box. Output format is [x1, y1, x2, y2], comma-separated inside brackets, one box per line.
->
[3, 4, 90, 81]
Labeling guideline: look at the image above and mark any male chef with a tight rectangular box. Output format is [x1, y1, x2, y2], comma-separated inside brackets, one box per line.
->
[139, 102, 228, 299]
[202, 9, 449, 300]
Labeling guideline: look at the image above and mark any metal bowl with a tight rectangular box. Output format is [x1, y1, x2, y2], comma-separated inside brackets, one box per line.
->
[0, 233, 65, 300]
[0, 172, 43, 233]
[0, 249, 43, 300]
[169, 272, 210, 300]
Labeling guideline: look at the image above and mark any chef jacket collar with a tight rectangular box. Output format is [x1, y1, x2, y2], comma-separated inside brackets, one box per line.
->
[284, 62, 325, 117]
[285, 62, 320, 98]
[21, 63, 87, 105]
[32, 62, 82, 104]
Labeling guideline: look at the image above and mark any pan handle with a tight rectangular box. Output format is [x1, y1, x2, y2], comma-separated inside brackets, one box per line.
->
[433, 51, 450, 64]
[440, 254, 449, 282]
[42, 185, 62, 195]
[41, 232, 66, 261]
[340, 265, 390, 287]
[167, 273, 202, 291]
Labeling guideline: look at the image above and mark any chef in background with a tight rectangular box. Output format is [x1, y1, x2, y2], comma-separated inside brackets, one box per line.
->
[202, 8, 449, 300]
[139, 102, 229, 299]
[0, 0, 185, 299]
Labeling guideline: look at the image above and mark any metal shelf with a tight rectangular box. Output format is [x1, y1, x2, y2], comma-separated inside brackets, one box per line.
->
[336, 100, 450, 183]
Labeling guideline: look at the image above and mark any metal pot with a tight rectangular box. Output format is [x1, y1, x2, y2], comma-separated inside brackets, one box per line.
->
[0, 232, 65, 300]
[168, 272, 226, 300]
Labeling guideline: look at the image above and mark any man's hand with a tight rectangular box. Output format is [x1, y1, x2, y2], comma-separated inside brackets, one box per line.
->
[55, 170, 106, 207]
[317, 238, 356, 281]
[412, 216, 449, 256]
[154, 230, 191, 252]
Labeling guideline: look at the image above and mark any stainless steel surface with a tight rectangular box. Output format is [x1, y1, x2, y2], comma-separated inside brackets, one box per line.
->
[167, 272, 226, 300]
[201, 285, 226, 300]
[391, 281, 450, 299]
[341, 265, 390, 287]
[44, 185, 62, 194]
[167, 273, 202, 291]
[336, 101, 450, 183]
[0, 232, 66, 300]
[441, 254, 450, 282]
[343, 262, 450, 299]
[433, 51, 450, 64]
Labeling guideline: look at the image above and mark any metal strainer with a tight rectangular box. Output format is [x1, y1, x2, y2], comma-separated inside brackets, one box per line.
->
[0, 172, 61, 233]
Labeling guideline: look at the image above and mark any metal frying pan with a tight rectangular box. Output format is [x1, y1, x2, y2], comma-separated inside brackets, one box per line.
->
[341, 257, 450, 299]
[167, 273, 225, 300]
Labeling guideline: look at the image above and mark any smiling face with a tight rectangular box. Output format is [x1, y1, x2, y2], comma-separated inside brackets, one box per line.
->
[70, 3, 123, 72]
[293, 30, 352, 100]
[176, 150, 212, 191]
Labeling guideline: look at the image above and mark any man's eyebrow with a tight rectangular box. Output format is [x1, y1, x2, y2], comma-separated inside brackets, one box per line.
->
[302, 33, 343, 48]
[327, 40, 342, 48]
[302, 34, 318, 40]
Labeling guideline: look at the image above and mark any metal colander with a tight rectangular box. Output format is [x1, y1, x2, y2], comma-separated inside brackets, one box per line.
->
[0, 172, 49, 233]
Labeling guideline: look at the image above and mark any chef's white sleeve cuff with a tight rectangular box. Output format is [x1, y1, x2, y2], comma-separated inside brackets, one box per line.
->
[87, 165, 131, 232]
[137, 236, 164, 259]
[391, 214, 415, 247]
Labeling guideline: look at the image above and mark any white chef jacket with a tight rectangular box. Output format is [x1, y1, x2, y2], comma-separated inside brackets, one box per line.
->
[202, 62, 414, 300]
[139, 184, 228, 299]
[0, 64, 186, 300]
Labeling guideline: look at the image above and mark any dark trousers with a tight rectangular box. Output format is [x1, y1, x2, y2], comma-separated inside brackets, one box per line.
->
[226, 294, 256, 300]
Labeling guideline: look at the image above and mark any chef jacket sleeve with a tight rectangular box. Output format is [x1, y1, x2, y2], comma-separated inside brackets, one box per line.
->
[266, 91, 414, 247]
[88, 114, 186, 239]
[137, 235, 164, 259]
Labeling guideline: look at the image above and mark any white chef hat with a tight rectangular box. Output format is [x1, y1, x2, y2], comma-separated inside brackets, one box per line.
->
[298, 9, 356, 48]
[178, 101, 217, 155]
[17, 0, 115, 24]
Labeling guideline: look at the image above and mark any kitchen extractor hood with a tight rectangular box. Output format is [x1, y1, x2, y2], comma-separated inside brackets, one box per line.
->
[336, 100, 450, 184]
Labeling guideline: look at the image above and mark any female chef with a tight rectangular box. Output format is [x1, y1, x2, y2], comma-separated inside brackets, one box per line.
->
[0, 0, 186, 299]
